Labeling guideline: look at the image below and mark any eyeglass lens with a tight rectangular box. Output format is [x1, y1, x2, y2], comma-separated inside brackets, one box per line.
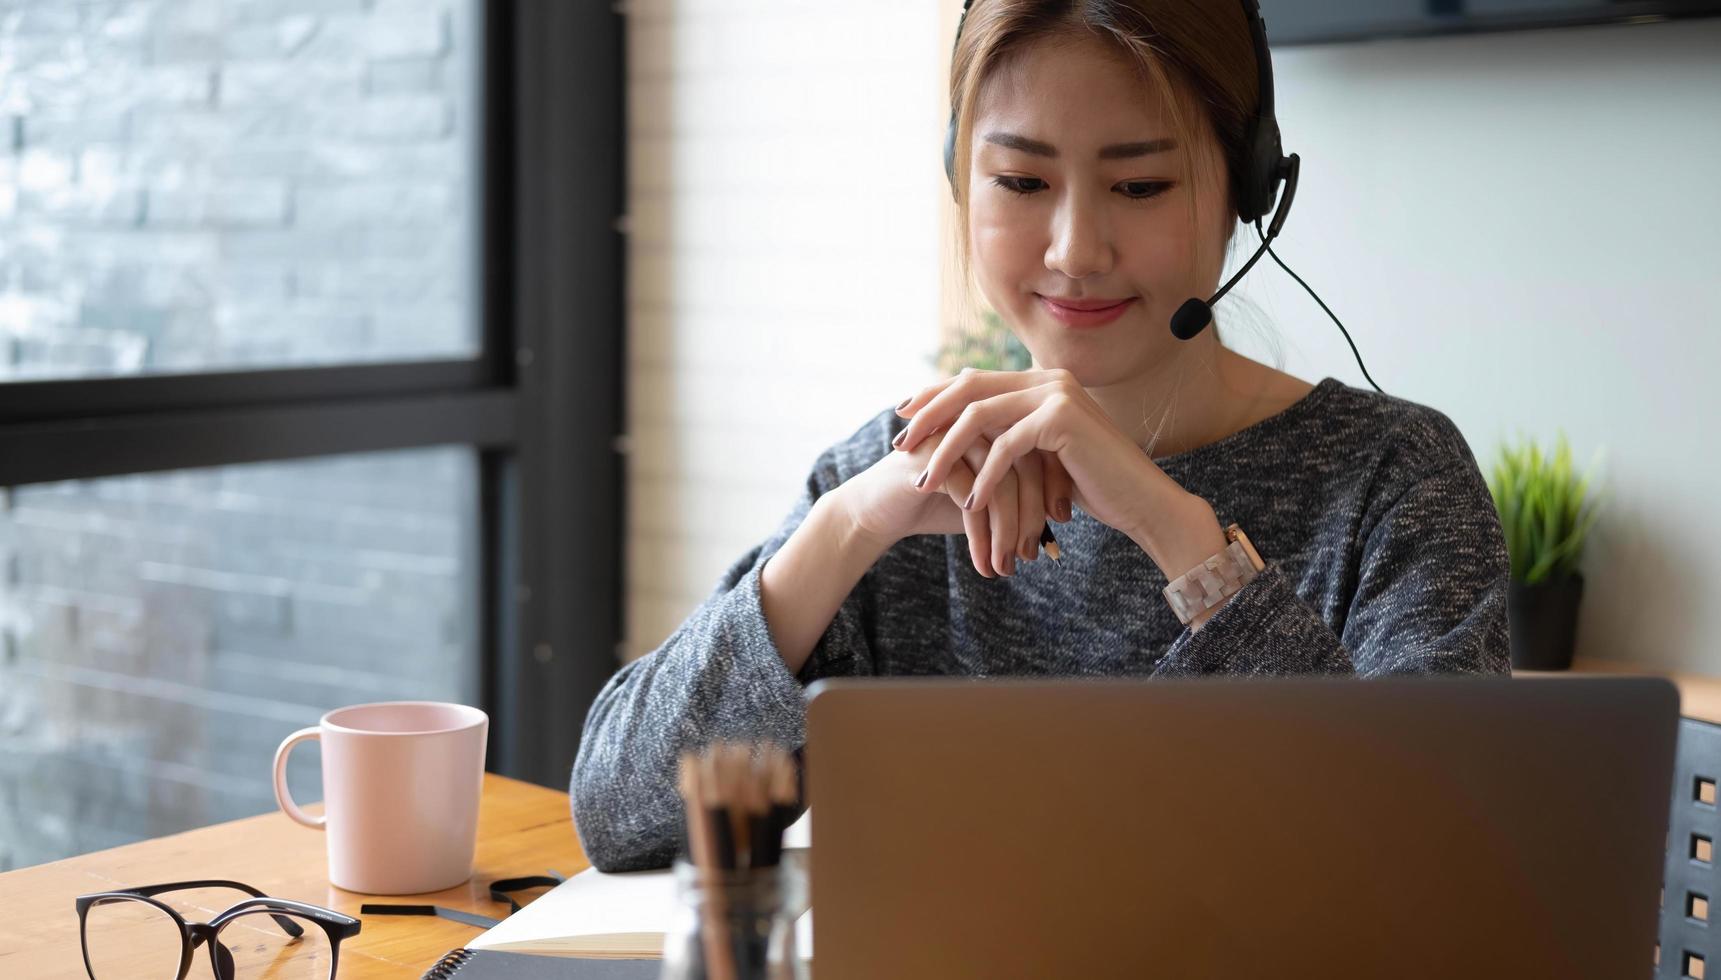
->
[82, 897, 184, 979]
[216, 908, 334, 980]
[83, 897, 335, 980]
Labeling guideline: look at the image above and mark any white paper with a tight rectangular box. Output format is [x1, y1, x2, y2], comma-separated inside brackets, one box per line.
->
[784, 807, 811, 849]
[468, 866, 676, 952]
[469, 808, 814, 957]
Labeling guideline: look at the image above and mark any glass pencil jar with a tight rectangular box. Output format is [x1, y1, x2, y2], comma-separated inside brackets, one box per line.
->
[659, 854, 809, 980]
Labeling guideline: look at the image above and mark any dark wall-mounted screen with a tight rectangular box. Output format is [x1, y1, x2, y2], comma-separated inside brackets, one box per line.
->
[1262, 0, 1721, 45]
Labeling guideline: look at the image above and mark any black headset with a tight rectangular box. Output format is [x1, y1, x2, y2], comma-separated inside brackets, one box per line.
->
[943, 0, 1385, 394]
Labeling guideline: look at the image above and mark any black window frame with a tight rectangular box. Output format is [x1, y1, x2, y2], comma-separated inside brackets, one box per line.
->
[0, 0, 624, 792]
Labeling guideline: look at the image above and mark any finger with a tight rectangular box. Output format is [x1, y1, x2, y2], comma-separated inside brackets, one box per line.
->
[895, 366, 981, 421]
[898, 425, 951, 487]
[961, 439, 1015, 577]
[963, 506, 992, 579]
[1042, 449, 1075, 523]
[896, 374, 1048, 455]
[969, 441, 1018, 576]
[938, 457, 991, 578]
[967, 398, 1063, 514]
[909, 387, 1046, 489]
[1013, 452, 1046, 562]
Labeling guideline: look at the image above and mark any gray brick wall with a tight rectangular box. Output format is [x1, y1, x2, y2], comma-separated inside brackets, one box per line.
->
[0, 0, 477, 378]
[0, 0, 481, 871]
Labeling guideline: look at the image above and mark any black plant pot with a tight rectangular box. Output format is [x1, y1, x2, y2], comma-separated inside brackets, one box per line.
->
[1506, 573, 1585, 671]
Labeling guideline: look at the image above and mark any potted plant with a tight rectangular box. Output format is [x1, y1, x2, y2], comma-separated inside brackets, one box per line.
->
[935, 309, 1033, 373]
[1485, 432, 1606, 671]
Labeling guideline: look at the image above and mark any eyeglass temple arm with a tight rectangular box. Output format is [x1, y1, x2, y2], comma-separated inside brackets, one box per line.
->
[128, 880, 306, 939]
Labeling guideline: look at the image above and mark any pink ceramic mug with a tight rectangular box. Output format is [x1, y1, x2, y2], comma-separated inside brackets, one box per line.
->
[272, 701, 489, 895]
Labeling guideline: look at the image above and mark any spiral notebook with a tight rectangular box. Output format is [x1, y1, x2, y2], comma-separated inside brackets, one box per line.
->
[421, 948, 658, 979]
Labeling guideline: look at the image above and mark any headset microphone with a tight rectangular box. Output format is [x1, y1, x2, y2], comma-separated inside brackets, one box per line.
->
[1171, 153, 1298, 341]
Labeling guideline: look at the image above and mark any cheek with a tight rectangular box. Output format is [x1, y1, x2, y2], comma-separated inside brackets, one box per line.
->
[1133, 204, 1227, 288]
[969, 206, 1040, 290]
[1131, 223, 1188, 278]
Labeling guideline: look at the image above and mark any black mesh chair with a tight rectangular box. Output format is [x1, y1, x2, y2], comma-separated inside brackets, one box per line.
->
[1660, 717, 1721, 978]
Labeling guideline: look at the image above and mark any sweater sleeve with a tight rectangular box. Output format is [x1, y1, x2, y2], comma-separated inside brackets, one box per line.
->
[1154, 452, 1512, 679]
[568, 446, 881, 872]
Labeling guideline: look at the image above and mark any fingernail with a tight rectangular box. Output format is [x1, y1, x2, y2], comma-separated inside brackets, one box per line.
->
[896, 397, 911, 411]
[962, 492, 975, 510]
[1056, 497, 1072, 522]
[1004, 555, 1016, 575]
[892, 429, 907, 449]
[914, 470, 928, 489]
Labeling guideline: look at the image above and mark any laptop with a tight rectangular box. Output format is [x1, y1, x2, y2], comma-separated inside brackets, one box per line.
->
[804, 675, 1678, 979]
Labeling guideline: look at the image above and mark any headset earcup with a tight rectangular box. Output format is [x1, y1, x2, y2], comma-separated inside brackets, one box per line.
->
[944, 111, 959, 199]
[1239, 119, 1284, 224]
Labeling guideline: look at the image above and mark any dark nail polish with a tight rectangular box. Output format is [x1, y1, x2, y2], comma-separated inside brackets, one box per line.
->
[892, 429, 907, 449]
[914, 470, 928, 489]
[963, 492, 975, 510]
[896, 397, 911, 411]
[1056, 497, 1072, 522]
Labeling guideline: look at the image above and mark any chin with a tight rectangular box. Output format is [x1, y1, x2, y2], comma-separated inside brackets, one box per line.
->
[1017, 326, 1164, 388]
[1019, 342, 1150, 388]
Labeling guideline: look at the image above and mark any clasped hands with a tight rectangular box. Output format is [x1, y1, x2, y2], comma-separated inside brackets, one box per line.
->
[886, 367, 1219, 581]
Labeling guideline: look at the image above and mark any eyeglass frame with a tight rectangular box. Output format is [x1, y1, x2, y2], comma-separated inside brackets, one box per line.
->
[74, 879, 362, 980]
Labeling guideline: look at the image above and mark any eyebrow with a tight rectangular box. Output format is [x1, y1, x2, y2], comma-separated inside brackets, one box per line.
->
[982, 132, 1178, 160]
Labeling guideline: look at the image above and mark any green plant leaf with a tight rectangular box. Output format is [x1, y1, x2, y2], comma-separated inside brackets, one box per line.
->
[1488, 432, 1605, 585]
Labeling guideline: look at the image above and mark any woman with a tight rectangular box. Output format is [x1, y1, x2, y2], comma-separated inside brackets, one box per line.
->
[572, 0, 1510, 873]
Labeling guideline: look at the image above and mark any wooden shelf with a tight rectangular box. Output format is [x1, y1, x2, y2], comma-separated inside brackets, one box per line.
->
[1516, 656, 1721, 726]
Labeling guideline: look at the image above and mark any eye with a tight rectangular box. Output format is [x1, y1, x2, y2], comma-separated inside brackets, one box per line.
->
[991, 176, 1045, 196]
[989, 176, 1174, 202]
[1117, 180, 1172, 201]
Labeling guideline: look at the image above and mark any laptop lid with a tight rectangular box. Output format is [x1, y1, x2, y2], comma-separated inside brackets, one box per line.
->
[805, 675, 1678, 979]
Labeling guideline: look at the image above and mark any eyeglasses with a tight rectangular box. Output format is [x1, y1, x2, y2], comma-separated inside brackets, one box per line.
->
[74, 879, 361, 980]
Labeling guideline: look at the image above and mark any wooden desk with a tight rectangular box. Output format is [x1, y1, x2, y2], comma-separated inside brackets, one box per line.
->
[0, 774, 590, 979]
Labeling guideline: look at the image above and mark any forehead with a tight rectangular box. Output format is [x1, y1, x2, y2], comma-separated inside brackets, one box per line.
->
[972, 34, 1173, 143]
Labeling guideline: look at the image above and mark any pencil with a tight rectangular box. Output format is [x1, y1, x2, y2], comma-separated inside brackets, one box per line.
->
[679, 751, 737, 980]
[1039, 524, 1061, 563]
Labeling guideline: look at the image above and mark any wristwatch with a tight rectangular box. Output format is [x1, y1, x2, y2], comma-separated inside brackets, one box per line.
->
[1162, 523, 1266, 625]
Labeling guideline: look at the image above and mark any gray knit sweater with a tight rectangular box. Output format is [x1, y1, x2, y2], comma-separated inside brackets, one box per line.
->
[570, 376, 1512, 871]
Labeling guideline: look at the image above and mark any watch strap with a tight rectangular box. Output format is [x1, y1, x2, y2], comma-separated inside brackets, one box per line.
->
[1162, 537, 1262, 625]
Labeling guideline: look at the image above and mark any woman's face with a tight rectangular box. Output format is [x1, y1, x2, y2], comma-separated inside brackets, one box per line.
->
[967, 35, 1234, 387]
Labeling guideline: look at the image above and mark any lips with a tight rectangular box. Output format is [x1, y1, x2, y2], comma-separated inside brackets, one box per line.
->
[1036, 294, 1137, 328]
[1038, 295, 1134, 312]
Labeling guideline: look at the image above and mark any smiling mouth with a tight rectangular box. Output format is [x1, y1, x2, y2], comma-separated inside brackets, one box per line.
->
[1037, 295, 1135, 312]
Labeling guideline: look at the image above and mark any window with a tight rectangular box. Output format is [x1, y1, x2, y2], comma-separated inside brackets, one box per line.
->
[0, 1, 625, 869]
[0, 0, 482, 381]
[0, 449, 476, 868]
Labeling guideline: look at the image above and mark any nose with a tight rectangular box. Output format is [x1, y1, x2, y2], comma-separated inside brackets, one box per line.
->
[1043, 186, 1113, 280]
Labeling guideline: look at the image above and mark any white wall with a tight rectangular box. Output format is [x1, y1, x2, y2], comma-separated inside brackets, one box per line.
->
[1224, 18, 1721, 672]
[623, 0, 948, 661]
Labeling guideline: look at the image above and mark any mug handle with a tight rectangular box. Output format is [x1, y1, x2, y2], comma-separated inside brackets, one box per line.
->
[272, 727, 326, 830]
